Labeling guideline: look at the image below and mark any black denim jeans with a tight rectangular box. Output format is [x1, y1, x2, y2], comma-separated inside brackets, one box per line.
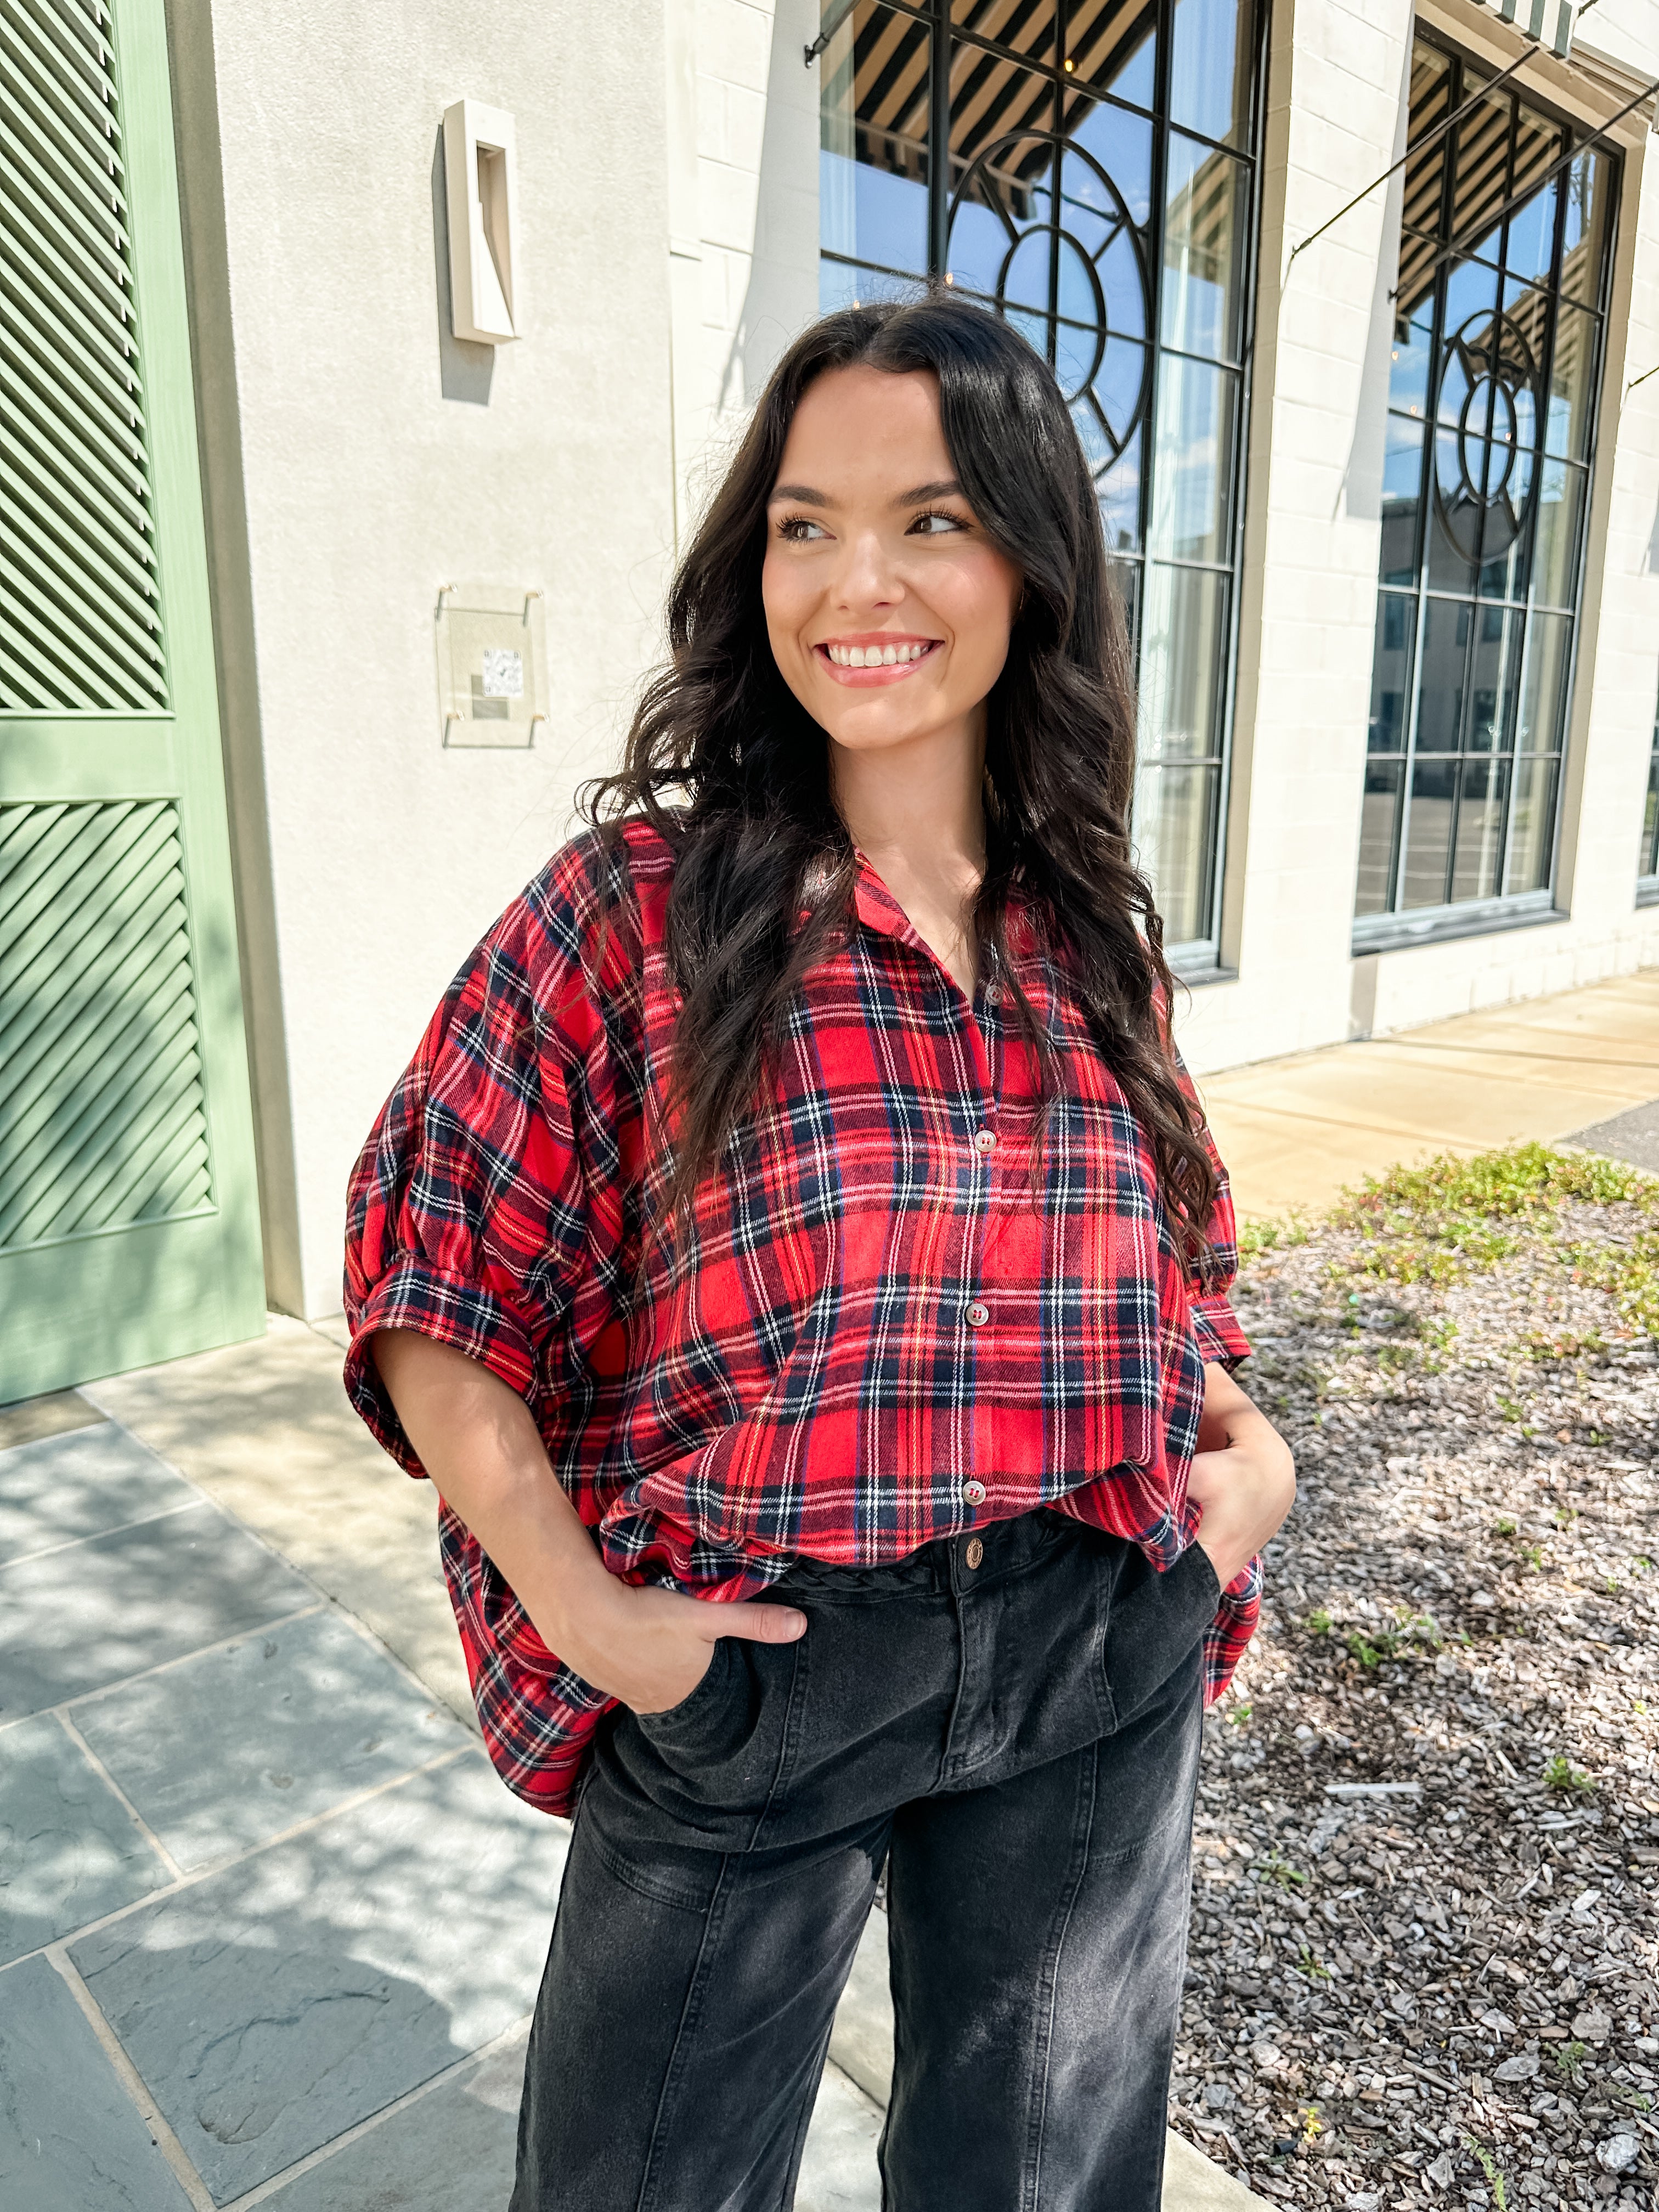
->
[510, 1510, 1218, 2211]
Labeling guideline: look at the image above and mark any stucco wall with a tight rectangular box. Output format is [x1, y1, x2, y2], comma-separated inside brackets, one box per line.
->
[174, 0, 678, 1316]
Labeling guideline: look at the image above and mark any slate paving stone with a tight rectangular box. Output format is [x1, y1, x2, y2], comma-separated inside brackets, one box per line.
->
[0, 1424, 195, 1566]
[794, 2066, 884, 2212]
[70, 1752, 570, 2203]
[0, 1951, 195, 2211]
[0, 1714, 170, 1966]
[0, 1500, 314, 1722]
[258, 2028, 527, 2210]
[73, 1609, 470, 1872]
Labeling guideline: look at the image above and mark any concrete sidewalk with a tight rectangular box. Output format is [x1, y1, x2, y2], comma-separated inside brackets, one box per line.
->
[1195, 968, 1659, 1219]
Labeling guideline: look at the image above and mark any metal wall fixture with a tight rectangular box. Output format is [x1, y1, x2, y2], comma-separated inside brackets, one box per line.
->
[442, 99, 520, 343]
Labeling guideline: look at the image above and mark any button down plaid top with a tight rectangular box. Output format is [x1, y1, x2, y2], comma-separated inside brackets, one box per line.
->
[344, 822, 1258, 1814]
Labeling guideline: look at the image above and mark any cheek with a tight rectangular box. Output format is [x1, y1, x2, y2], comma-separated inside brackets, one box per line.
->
[761, 553, 810, 657]
[934, 555, 1019, 682]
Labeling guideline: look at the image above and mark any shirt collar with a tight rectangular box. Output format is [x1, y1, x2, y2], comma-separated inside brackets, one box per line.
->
[850, 847, 1042, 965]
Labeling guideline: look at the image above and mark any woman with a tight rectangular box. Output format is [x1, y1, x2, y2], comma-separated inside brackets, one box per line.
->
[345, 292, 1294, 2211]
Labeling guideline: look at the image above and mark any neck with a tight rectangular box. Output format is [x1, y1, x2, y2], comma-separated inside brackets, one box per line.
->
[828, 714, 990, 1000]
[829, 714, 988, 893]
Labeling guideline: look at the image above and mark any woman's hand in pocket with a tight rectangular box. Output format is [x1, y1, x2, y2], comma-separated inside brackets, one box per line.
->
[1187, 1362, 1296, 1589]
[564, 1578, 808, 1717]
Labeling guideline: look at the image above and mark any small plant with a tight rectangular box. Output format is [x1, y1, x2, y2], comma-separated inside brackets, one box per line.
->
[1494, 1515, 1517, 1536]
[1345, 1630, 1383, 1669]
[1553, 2040, 1587, 2080]
[1543, 1754, 1593, 1793]
[1614, 2085, 1652, 2113]
[1522, 1542, 1546, 1571]
[1256, 1851, 1308, 1892]
[1462, 2134, 1510, 2212]
[1306, 1607, 1333, 1636]
[1299, 2104, 1322, 2148]
[1553, 1506, 1578, 1530]
[1237, 1214, 1311, 1265]
[1228, 1702, 1254, 1728]
[1498, 1396, 1526, 1423]
[1295, 1945, 1330, 1982]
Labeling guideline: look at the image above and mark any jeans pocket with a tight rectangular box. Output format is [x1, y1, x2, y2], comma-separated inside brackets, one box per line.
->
[634, 1636, 737, 1743]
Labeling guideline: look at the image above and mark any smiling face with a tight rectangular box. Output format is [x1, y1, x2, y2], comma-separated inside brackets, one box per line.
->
[761, 365, 1023, 777]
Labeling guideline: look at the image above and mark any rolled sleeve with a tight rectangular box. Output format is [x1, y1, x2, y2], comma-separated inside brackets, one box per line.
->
[342, 868, 601, 1479]
[343, 1260, 539, 1477]
[1191, 1292, 1251, 1370]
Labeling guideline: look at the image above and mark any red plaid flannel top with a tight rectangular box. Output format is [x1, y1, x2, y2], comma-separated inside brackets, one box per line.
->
[344, 822, 1259, 1815]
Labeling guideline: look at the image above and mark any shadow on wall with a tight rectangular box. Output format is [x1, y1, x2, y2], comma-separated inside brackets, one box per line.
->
[727, 0, 821, 415]
[431, 128, 495, 407]
[1339, 31, 1415, 526]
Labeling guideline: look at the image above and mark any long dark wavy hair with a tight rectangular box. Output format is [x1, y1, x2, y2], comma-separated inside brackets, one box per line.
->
[580, 291, 1220, 1276]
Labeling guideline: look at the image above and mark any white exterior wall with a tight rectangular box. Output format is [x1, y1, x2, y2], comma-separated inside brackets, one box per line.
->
[668, 0, 821, 535]
[176, 0, 678, 1317]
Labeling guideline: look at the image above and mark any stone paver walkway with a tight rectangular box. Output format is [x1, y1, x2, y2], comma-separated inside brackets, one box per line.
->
[0, 1360, 1258, 2209]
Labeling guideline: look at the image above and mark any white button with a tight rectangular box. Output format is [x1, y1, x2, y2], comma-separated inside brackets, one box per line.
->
[964, 1300, 990, 1328]
[963, 1479, 988, 1506]
[973, 1128, 997, 1153]
[984, 983, 1003, 1005]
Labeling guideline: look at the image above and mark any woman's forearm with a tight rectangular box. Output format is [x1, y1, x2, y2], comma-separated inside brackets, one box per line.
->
[368, 1328, 806, 1712]
[370, 1328, 611, 1652]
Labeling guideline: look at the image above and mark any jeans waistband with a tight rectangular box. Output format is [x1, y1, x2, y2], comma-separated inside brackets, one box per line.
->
[773, 1505, 1118, 1603]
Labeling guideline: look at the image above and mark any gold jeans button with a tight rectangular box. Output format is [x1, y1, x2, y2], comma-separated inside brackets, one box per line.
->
[965, 1537, 984, 1570]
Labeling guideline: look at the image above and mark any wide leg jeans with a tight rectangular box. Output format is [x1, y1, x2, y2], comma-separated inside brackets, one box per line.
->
[510, 1509, 1219, 2212]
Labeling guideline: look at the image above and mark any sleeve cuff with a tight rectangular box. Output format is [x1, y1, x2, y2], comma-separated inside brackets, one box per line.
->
[1191, 1294, 1251, 1370]
[343, 1257, 538, 1477]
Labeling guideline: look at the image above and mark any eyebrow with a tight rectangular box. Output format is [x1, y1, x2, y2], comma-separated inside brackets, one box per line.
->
[766, 478, 967, 508]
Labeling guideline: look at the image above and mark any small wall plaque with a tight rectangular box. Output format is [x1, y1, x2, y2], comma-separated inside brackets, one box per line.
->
[435, 584, 547, 748]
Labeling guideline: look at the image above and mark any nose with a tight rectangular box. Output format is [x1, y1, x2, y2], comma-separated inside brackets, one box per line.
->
[831, 526, 905, 614]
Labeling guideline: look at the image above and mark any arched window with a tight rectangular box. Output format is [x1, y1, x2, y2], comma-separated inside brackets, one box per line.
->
[818, 0, 1266, 965]
[1355, 34, 1617, 943]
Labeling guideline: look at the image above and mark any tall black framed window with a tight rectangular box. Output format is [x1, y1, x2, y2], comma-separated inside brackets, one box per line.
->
[1356, 35, 1618, 943]
[1640, 677, 1659, 898]
[817, 0, 1266, 961]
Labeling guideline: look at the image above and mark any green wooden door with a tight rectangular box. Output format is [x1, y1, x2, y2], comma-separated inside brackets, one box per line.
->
[1, 0, 265, 1400]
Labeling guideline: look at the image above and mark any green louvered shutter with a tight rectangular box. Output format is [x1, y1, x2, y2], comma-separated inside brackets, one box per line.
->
[1, 0, 264, 1400]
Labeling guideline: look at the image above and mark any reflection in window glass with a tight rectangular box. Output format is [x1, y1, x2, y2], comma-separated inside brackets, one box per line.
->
[1380, 418, 1425, 586]
[1546, 303, 1595, 459]
[1533, 461, 1584, 610]
[1641, 674, 1659, 885]
[1161, 134, 1246, 359]
[1368, 594, 1415, 752]
[1355, 759, 1404, 916]
[1354, 32, 1615, 933]
[1147, 357, 1235, 563]
[819, 0, 1264, 959]
[1169, 0, 1249, 146]
[1517, 611, 1571, 753]
[1560, 150, 1610, 306]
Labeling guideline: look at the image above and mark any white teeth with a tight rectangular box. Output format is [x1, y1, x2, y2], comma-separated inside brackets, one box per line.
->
[826, 641, 932, 667]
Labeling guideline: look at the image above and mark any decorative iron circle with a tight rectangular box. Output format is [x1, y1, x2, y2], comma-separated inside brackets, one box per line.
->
[946, 129, 1151, 466]
[1433, 309, 1540, 564]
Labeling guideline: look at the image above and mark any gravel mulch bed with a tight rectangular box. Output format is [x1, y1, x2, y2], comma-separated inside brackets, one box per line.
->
[1171, 1146, 1659, 2212]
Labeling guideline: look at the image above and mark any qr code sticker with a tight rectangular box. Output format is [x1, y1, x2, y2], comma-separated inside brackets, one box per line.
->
[481, 647, 523, 699]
